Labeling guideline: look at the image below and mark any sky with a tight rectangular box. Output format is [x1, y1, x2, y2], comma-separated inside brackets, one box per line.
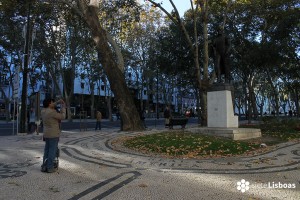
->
[160, 0, 192, 16]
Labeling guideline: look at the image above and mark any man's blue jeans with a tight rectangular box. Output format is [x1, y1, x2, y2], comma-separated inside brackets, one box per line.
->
[95, 121, 101, 130]
[43, 137, 59, 170]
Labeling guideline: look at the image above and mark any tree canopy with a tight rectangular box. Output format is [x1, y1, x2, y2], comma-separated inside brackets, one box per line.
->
[0, 0, 299, 127]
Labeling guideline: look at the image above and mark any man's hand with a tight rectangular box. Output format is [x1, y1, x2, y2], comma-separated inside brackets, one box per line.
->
[59, 99, 66, 107]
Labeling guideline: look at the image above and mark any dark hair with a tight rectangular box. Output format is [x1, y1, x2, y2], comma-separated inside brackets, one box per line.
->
[43, 98, 54, 108]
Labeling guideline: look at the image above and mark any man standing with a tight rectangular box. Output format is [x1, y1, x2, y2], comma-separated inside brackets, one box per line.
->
[164, 106, 171, 128]
[28, 108, 37, 134]
[139, 109, 147, 128]
[41, 98, 66, 173]
[95, 111, 102, 131]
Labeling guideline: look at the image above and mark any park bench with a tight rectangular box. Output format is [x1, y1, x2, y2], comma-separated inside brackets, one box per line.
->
[169, 117, 188, 129]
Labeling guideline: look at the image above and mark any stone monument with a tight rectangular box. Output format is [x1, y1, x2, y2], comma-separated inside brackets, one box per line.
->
[208, 27, 238, 128]
[189, 28, 261, 140]
[207, 83, 238, 128]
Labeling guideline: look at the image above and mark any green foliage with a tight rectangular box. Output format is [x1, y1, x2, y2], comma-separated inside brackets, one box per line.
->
[125, 116, 300, 157]
[123, 132, 260, 157]
[259, 117, 300, 140]
[240, 117, 300, 140]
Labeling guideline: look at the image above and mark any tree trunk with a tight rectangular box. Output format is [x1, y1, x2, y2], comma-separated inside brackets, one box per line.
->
[200, 91, 207, 126]
[5, 97, 10, 121]
[63, 47, 76, 122]
[64, 92, 72, 121]
[63, 78, 73, 121]
[90, 83, 95, 119]
[249, 85, 258, 119]
[200, 0, 209, 126]
[267, 77, 280, 116]
[83, 5, 143, 131]
[107, 96, 112, 121]
[247, 87, 252, 124]
[294, 89, 299, 117]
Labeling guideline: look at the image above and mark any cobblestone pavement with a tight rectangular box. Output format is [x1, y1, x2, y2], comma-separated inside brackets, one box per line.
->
[0, 127, 299, 200]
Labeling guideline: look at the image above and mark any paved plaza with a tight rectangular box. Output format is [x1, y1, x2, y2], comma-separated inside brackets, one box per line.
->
[0, 125, 299, 200]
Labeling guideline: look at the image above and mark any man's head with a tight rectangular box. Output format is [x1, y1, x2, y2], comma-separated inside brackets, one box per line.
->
[43, 98, 55, 109]
[217, 26, 224, 35]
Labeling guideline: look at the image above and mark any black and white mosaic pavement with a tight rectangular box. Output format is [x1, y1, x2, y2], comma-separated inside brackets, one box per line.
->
[0, 129, 299, 200]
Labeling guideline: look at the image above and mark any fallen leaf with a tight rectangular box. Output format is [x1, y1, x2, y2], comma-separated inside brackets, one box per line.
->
[138, 183, 148, 188]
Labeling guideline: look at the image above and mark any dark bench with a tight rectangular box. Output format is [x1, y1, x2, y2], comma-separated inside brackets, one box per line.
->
[169, 117, 188, 129]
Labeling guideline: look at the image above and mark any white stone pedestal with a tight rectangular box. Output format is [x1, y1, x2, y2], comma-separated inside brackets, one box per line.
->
[207, 90, 238, 128]
[189, 127, 262, 140]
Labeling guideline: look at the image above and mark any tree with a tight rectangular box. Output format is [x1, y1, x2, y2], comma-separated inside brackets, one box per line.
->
[0, 0, 35, 131]
[227, 0, 300, 117]
[0, 1, 24, 121]
[146, 0, 210, 124]
[66, 0, 144, 131]
[122, 3, 166, 112]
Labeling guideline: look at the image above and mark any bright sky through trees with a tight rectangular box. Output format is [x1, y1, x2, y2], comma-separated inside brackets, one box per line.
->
[161, 0, 191, 16]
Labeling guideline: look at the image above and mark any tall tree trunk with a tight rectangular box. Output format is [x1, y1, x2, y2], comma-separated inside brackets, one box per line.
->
[63, 43, 76, 121]
[90, 83, 95, 119]
[247, 83, 252, 123]
[107, 96, 112, 121]
[82, 5, 143, 131]
[294, 89, 299, 117]
[199, 0, 209, 126]
[248, 96, 252, 123]
[20, 2, 31, 133]
[5, 97, 10, 121]
[249, 84, 258, 119]
[63, 79, 74, 121]
[199, 92, 207, 126]
[266, 75, 280, 116]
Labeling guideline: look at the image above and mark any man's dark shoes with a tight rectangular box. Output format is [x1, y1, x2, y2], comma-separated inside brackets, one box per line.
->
[41, 162, 47, 173]
[47, 168, 57, 173]
[41, 166, 47, 173]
